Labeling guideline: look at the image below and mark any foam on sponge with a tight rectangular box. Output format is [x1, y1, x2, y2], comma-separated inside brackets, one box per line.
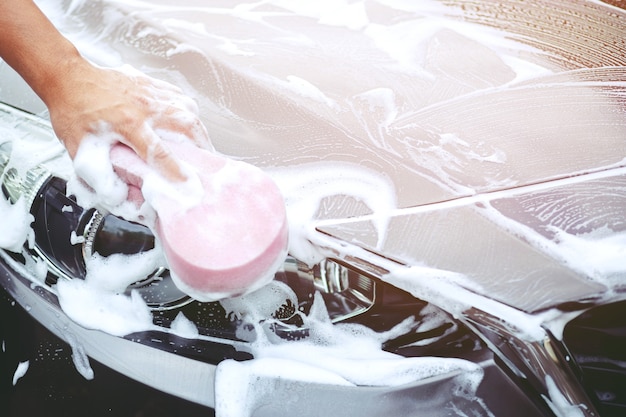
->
[110, 141, 288, 302]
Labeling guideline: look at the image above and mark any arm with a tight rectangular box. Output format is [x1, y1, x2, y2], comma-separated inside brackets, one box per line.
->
[0, 0, 210, 180]
[0, 0, 80, 106]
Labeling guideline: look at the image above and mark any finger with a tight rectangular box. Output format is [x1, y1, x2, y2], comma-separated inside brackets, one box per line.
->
[113, 65, 179, 93]
[147, 87, 200, 114]
[123, 123, 186, 182]
[147, 139, 186, 182]
[137, 73, 185, 95]
[151, 109, 213, 149]
[119, 67, 195, 113]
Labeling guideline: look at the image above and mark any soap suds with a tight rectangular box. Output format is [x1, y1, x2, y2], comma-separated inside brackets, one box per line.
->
[170, 312, 199, 339]
[284, 75, 339, 109]
[0, 196, 33, 253]
[543, 376, 586, 417]
[83, 249, 166, 294]
[71, 130, 129, 210]
[12, 361, 29, 385]
[56, 280, 155, 337]
[216, 291, 486, 416]
[267, 161, 397, 265]
[220, 280, 298, 322]
[63, 330, 95, 380]
[549, 227, 626, 284]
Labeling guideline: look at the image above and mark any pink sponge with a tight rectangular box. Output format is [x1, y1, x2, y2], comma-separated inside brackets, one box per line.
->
[110, 142, 288, 302]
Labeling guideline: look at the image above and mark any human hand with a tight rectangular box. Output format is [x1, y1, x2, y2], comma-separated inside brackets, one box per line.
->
[45, 59, 211, 181]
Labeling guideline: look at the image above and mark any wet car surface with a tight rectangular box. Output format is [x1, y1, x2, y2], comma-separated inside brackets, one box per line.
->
[0, 289, 214, 417]
[1, 0, 626, 416]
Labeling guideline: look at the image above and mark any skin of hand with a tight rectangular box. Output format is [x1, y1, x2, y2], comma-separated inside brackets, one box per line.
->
[48, 61, 212, 181]
[0, 0, 210, 181]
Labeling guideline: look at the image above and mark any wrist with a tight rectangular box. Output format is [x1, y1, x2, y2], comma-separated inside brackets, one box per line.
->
[35, 46, 88, 107]
[0, 0, 87, 107]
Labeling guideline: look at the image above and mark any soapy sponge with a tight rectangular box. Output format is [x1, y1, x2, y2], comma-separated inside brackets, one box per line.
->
[110, 141, 288, 302]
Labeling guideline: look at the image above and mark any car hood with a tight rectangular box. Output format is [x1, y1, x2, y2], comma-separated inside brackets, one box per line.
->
[1, 0, 625, 314]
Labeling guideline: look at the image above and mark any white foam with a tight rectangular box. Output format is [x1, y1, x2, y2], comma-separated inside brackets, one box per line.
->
[170, 312, 199, 339]
[51, 248, 166, 337]
[355, 87, 399, 126]
[0, 196, 34, 253]
[267, 162, 397, 265]
[24, 254, 49, 283]
[56, 280, 155, 337]
[550, 227, 626, 283]
[12, 360, 29, 386]
[214, 357, 352, 417]
[251, 337, 482, 387]
[70, 230, 85, 245]
[63, 330, 95, 380]
[364, 21, 437, 73]
[439, 133, 507, 165]
[263, 0, 370, 31]
[542, 376, 586, 417]
[477, 198, 626, 299]
[71, 130, 129, 210]
[160, 18, 208, 37]
[84, 249, 166, 293]
[220, 280, 298, 321]
[306, 232, 551, 342]
[216, 290, 485, 416]
[284, 75, 339, 109]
